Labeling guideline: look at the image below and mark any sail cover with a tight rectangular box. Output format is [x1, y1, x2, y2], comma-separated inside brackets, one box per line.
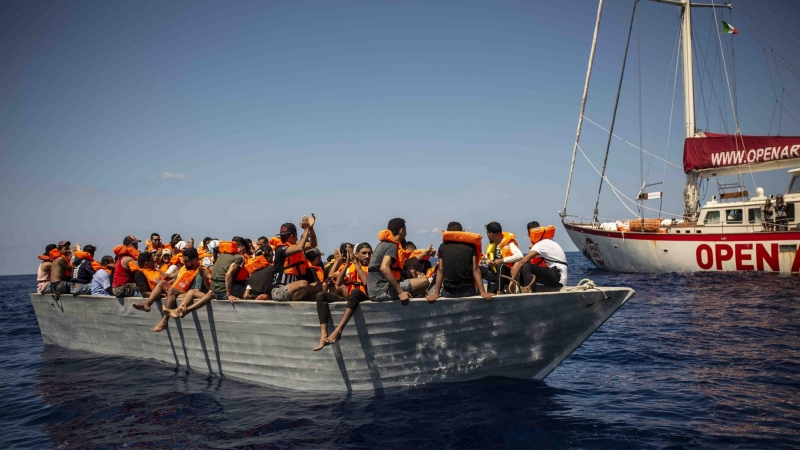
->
[684, 133, 800, 173]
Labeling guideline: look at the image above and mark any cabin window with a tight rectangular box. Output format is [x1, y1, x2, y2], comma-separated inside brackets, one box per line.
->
[789, 176, 800, 194]
[787, 203, 796, 222]
[704, 210, 720, 225]
[725, 209, 743, 224]
[748, 208, 762, 224]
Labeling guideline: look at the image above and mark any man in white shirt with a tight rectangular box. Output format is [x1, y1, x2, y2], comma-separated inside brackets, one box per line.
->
[90, 256, 115, 296]
[510, 221, 568, 290]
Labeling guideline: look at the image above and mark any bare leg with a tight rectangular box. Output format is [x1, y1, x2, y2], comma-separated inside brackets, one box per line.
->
[325, 307, 356, 344]
[175, 290, 216, 316]
[286, 280, 309, 301]
[313, 323, 329, 351]
[163, 289, 207, 318]
[151, 287, 181, 332]
[133, 279, 170, 312]
[409, 277, 430, 298]
[299, 282, 324, 301]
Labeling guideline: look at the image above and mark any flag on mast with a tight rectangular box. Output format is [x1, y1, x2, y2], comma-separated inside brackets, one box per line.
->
[721, 21, 739, 35]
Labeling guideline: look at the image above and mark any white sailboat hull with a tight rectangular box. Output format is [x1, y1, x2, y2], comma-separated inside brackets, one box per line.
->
[565, 223, 800, 273]
[31, 288, 632, 391]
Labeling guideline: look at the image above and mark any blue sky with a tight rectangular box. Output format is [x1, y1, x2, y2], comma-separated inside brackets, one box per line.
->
[2, 0, 799, 275]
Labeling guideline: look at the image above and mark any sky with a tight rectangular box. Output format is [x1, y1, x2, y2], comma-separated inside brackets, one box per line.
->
[2, 0, 799, 275]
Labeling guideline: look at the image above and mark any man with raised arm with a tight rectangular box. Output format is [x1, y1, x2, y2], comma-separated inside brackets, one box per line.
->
[45, 241, 73, 297]
[269, 214, 320, 302]
[368, 218, 434, 304]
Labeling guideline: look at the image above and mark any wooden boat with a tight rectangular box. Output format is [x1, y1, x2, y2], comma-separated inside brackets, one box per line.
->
[30, 286, 633, 391]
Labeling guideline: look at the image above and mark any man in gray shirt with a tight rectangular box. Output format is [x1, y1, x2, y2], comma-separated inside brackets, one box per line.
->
[368, 218, 434, 303]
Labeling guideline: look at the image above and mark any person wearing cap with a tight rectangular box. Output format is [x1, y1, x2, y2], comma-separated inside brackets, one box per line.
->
[90, 255, 116, 296]
[36, 244, 57, 294]
[69, 244, 97, 295]
[210, 236, 249, 301]
[112, 235, 142, 297]
[270, 214, 320, 301]
[169, 233, 183, 249]
[45, 240, 74, 297]
[305, 247, 327, 285]
[481, 221, 523, 293]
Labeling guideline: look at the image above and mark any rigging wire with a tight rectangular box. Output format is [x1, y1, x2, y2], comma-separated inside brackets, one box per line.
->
[582, 116, 682, 169]
[692, 17, 729, 134]
[637, 5, 644, 219]
[592, 0, 639, 225]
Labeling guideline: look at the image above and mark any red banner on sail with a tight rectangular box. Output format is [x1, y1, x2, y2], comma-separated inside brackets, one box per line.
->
[683, 133, 800, 173]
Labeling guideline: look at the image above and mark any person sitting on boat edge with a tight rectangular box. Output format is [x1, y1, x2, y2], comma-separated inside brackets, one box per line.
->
[147, 248, 214, 331]
[243, 245, 275, 300]
[210, 237, 249, 301]
[90, 255, 115, 296]
[36, 244, 57, 294]
[314, 243, 372, 351]
[111, 235, 142, 298]
[45, 241, 73, 297]
[509, 221, 568, 291]
[69, 244, 98, 295]
[481, 221, 523, 293]
[368, 218, 433, 304]
[403, 241, 433, 279]
[427, 222, 493, 303]
[134, 252, 165, 298]
[269, 215, 321, 301]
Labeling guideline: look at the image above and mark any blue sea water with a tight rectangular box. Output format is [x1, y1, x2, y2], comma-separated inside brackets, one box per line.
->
[1, 253, 799, 449]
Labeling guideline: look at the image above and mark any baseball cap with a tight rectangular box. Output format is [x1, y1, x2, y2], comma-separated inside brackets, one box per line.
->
[175, 240, 187, 251]
[485, 222, 502, 234]
[57, 240, 71, 248]
[171, 233, 182, 242]
[123, 235, 141, 245]
[305, 248, 324, 260]
[44, 244, 57, 255]
[279, 223, 297, 236]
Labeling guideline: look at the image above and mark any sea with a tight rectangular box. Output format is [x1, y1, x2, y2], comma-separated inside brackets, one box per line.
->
[1, 253, 798, 449]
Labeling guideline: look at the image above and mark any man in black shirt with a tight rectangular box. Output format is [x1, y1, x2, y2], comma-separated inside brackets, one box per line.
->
[427, 221, 493, 302]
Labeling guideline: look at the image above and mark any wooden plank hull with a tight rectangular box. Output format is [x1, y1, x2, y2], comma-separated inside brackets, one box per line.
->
[30, 288, 633, 391]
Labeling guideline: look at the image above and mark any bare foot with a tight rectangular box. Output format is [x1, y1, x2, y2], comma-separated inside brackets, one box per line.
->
[151, 321, 168, 332]
[324, 330, 342, 344]
[313, 338, 329, 351]
[163, 306, 181, 319]
[133, 302, 150, 312]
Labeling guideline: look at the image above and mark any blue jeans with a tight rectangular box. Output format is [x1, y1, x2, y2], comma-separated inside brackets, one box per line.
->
[441, 285, 477, 298]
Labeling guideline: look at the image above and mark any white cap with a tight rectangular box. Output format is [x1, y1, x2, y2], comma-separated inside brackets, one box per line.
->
[175, 241, 187, 251]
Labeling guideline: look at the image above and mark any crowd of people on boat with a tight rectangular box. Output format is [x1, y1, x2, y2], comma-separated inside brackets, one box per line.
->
[35, 215, 567, 350]
[762, 194, 791, 231]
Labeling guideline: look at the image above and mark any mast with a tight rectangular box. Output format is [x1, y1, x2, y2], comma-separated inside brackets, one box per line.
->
[681, 0, 700, 221]
[561, 0, 604, 220]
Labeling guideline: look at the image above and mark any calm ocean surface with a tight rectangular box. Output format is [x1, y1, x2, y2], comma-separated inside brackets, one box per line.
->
[1, 253, 799, 449]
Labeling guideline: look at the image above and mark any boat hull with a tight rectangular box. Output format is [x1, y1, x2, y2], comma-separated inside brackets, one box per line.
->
[30, 288, 632, 391]
[564, 223, 800, 273]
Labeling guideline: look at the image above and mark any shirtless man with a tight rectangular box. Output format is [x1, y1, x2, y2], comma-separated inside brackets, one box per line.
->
[46, 241, 73, 297]
[36, 244, 57, 293]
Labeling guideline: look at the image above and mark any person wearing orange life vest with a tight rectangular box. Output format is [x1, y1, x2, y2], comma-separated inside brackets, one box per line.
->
[44, 241, 74, 297]
[312, 243, 372, 351]
[403, 241, 433, 279]
[90, 255, 116, 296]
[510, 221, 569, 290]
[481, 221, 524, 294]
[133, 252, 164, 297]
[137, 248, 214, 332]
[69, 244, 98, 295]
[36, 244, 57, 294]
[368, 218, 435, 303]
[146, 233, 165, 254]
[243, 245, 275, 300]
[427, 222, 494, 302]
[270, 214, 319, 302]
[209, 237, 249, 301]
[111, 235, 142, 298]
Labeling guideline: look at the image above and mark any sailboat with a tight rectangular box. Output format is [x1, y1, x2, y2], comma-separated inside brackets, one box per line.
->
[560, 0, 800, 274]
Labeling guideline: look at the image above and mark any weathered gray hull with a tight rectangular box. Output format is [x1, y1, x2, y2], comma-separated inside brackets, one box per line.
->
[30, 287, 633, 391]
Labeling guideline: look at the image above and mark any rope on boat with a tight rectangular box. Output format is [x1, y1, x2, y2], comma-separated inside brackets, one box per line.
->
[565, 279, 609, 301]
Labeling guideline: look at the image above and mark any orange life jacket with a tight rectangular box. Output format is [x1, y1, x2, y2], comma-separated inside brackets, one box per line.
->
[343, 262, 368, 295]
[486, 232, 518, 271]
[528, 226, 556, 267]
[244, 255, 270, 274]
[270, 237, 308, 276]
[310, 263, 325, 283]
[90, 260, 110, 274]
[197, 245, 213, 260]
[406, 249, 431, 260]
[158, 263, 171, 274]
[38, 254, 52, 262]
[441, 231, 483, 262]
[234, 255, 251, 282]
[218, 241, 239, 254]
[169, 252, 184, 267]
[138, 268, 164, 290]
[173, 266, 199, 292]
[145, 240, 164, 253]
[378, 230, 406, 280]
[113, 245, 141, 260]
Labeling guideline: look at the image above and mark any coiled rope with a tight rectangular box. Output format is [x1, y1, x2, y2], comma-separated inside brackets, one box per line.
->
[565, 279, 609, 301]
